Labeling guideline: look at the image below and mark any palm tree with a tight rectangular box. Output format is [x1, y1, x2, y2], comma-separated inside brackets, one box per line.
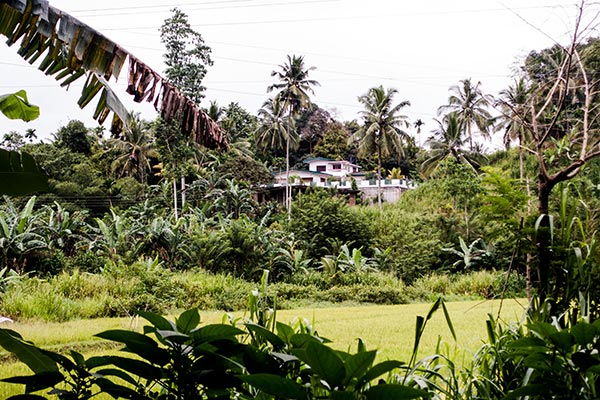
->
[24, 128, 37, 143]
[108, 111, 157, 186]
[421, 112, 486, 177]
[496, 77, 533, 182]
[438, 78, 493, 151]
[267, 55, 319, 218]
[255, 98, 298, 154]
[352, 85, 410, 210]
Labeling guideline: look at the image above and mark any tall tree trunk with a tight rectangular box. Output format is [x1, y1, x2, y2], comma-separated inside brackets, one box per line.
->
[181, 176, 186, 211]
[286, 111, 291, 221]
[173, 178, 179, 221]
[537, 178, 553, 302]
[467, 120, 473, 151]
[377, 145, 382, 211]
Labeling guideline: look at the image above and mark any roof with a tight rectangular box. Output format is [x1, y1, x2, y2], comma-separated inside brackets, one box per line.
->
[303, 158, 361, 169]
[303, 157, 333, 163]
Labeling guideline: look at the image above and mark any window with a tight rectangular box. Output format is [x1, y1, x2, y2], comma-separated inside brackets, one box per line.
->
[332, 163, 341, 170]
[316, 165, 326, 172]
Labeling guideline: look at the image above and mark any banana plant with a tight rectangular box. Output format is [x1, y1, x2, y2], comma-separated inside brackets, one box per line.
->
[41, 202, 90, 257]
[337, 244, 377, 272]
[89, 209, 137, 264]
[0, 196, 47, 272]
[139, 216, 193, 269]
[442, 237, 492, 270]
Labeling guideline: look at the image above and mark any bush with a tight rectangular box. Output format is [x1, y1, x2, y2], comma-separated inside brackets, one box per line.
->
[289, 189, 373, 259]
[360, 207, 445, 282]
[67, 251, 108, 273]
[26, 249, 68, 276]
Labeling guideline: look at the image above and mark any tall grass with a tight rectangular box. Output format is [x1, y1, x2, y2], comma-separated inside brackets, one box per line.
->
[0, 265, 525, 322]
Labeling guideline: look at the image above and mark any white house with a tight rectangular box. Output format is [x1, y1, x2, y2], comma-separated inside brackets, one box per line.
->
[267, 157, 416, 204]
[272, 158, 363, 186]
[305, 158, 361, 177]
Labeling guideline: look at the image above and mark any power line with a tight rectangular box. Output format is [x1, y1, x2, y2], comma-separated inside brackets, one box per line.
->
[98, 4, 575, 31]
[69, 0, 340, 18]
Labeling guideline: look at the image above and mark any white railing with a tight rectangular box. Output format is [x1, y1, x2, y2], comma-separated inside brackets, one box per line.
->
[270, 179, 417, 190]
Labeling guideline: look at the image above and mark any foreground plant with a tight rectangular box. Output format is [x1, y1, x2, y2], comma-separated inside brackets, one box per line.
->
[0, 305, 432, 399]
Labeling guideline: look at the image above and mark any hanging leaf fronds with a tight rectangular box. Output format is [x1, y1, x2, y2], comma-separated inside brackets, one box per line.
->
[0, 0, 227, 150]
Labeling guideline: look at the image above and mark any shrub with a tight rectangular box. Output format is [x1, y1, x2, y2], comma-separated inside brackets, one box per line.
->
[26, 249, 68, 276]
[289, 189, 373, 259]
[360, 207, 445, 282]
[67, 250, 108, 273]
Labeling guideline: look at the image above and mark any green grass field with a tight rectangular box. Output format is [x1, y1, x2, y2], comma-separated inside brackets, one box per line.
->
[0, 298, 527, 397]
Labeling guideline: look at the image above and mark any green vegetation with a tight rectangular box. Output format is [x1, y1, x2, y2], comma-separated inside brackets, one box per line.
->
[1, 1, 600, 398]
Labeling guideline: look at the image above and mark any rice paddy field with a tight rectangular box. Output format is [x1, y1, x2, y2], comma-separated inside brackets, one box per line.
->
[0, 298, 527, 397]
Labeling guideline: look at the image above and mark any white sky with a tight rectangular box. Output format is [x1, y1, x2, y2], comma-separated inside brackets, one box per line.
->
[0, 0, 594, 145]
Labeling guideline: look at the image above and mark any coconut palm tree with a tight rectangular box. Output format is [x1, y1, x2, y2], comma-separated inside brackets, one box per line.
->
[352, 85, 410, 210]
[267, 55, 319, 218]
[421, 112, 486, 177]
[255, 97, 298, 154]
[438, 78, 493, 151]
[108, 112, 157, 185]
[496, 77, 533, 182]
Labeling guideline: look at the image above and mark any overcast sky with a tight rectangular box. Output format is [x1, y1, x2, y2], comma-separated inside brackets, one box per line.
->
[0, 0, 594, 145]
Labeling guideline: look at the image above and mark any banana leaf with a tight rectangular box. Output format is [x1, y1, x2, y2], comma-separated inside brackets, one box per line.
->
[0, 90, 39, 121]
[0, 148, 49, 196]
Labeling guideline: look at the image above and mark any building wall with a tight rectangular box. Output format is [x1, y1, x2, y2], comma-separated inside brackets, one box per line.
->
[360, 186, 408, 204]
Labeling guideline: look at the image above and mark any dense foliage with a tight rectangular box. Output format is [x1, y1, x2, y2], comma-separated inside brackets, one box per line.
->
[3, 4, 600, 398]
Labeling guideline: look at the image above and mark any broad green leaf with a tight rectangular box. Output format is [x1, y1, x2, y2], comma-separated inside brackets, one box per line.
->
[0, 149, 48, 196]
[572, 322, 597, 346]
[343, 350, 377, 387]
[94, 377, 143, 399]
[522, 353, 552, 370]
[156, 329, 190, 345]
[94, 329, 169, 366]
[176, 308, 201, 334]
[290, 333, 322, 348]
[0, 90, 39, 121]
[240, 374, 307, 400]
[136, 310, 176, 331]
[294, 341, 345, 389]
[101, 355, 161, 381]
[527, 322, 558, 338]
[330, 391, 357, 400]
[191, 324, 245, 343]
[502, 384, 550, 399]
[507, 336, 547, 350]
[242, 346, 281, 374]
[271, 351, 299, 363]
[548, 330, 574, 352]
[246, 322, 285, 349]
[40, 349, 77, 372]
[357, 360, 405, 388]
[2, 371, 63, 393]
[94, 367, 138, 386]
[0, 329, 57, 374]
[364, 384, 430, 400]
[276, 321, 295, 344]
